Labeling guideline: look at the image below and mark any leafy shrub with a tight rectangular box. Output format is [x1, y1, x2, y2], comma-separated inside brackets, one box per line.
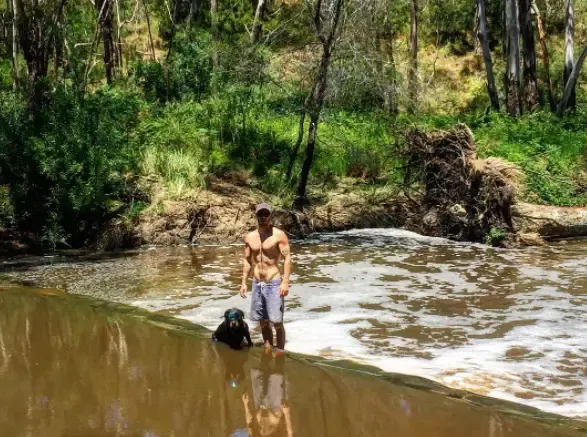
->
[0, 87, 142, 246]
[131, 31, 213, 103]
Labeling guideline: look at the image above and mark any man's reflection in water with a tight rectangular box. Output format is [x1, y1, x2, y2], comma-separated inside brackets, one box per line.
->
[243, 352, 292, 437]
[221, 348, 292, 437]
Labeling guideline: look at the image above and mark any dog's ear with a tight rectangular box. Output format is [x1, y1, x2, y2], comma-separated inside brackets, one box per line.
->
[223, 309, 230, 319]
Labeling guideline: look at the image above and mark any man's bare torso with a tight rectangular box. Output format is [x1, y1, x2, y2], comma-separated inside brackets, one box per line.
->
[246, 226, 284, 282]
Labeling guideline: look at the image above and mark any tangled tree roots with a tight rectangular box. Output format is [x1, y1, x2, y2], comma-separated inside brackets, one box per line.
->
[402, 124, 523, 245]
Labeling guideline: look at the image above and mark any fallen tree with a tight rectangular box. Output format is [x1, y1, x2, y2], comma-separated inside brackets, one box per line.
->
[512, 202, 587, 240]
[400, 124, 587, 246]
[400, 124, 521, 245]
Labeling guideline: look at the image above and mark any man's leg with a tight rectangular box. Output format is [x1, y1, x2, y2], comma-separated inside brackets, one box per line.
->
[273, 322, 286, 350]
[260, 319, 273, 349]
[266, 279, 286, 351]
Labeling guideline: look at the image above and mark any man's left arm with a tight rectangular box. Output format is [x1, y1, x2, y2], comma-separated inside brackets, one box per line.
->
[279, 232, 292, 297]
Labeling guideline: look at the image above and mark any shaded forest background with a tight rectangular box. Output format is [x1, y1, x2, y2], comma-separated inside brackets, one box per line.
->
[0, 0, 586, 248]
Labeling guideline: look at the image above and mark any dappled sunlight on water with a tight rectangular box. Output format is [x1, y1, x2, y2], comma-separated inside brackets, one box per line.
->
[3, 229, 587, 418]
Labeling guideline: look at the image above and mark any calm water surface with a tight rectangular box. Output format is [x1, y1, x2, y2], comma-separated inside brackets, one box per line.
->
[0, 289, 583, 437]
[2, 229, 586, 418]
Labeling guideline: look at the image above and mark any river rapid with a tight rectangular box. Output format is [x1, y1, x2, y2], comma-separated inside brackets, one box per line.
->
[3, 229, 586, 419]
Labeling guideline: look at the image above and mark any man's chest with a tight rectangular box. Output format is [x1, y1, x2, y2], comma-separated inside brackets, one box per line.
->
[249, 236, 279, 253]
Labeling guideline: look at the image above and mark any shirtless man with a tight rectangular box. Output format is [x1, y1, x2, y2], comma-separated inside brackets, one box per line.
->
[240, 203, 292, 351]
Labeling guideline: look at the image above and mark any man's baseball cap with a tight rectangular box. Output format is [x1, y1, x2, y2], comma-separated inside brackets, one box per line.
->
[255, 203, 272, 214]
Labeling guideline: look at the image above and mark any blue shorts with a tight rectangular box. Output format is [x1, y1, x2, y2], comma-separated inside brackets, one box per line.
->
[250, 278, 284, 324]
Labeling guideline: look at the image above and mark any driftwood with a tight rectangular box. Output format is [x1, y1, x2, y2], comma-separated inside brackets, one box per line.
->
[512, 203, 587, 239]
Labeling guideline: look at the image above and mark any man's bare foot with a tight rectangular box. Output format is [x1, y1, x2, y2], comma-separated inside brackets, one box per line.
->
[272, 348, 285, 357]
[264, 343, 273, 354]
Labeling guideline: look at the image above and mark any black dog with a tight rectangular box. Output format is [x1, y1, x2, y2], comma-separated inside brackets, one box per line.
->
[212, 308, 253, 349]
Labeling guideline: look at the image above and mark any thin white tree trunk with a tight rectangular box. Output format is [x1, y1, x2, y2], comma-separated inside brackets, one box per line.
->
[251, 0, 265, 43]
[506, 0, 521, 115]
[564, 0, 575, 110]
[558, 45, 586, 116]
[408, 0, 418, 113]
[211, 0, 219, 93]
[11, 0, 19, 89]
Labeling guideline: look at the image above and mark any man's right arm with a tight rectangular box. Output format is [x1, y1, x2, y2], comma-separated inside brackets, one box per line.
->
[240, 236, 252, 298]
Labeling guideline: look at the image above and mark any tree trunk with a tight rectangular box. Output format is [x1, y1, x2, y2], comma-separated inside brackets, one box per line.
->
[95, 0, 117, 84]
[473, 3, 480, 53]
[531, 1, 555, 111]
[142, 0, 157, 60]
[81, 0, 107, 94]
[557, 45, 587, 116]
[295, 0, 344, 209]
[505, 0, 522, 115]
[286, 106, 307, 181]
[519, 0, 538, 110]
[165, 0, 179, 102]
[13, 0, 67, 85]
[211, 0, 219, 94]
[251, 0, 265, 43]
[564, 0, 575, 111]
[10, 0, 19, 89]
[380, 15, 398, 115]
[296, 74, 327, 209]
[408, 0, 418, 114]
[114, 0, 123, 72]
[477, 0, 499, 111]
[187, 0, 201, 24]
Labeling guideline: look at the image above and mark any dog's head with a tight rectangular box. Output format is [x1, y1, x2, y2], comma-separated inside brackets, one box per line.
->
[224, 308, 245, 332]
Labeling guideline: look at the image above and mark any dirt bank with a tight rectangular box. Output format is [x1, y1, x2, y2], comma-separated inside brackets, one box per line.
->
[94, 176, 587, 251]
[94, 124, 587, 250]
[97, 178, 409, 249]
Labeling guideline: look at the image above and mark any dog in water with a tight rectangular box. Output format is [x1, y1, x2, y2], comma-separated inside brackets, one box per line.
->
[213, 308, 253, 350]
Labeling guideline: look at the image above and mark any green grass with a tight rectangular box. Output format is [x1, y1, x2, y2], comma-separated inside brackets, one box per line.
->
[473, 111, 587, 206]
[136, 102, 587, 207]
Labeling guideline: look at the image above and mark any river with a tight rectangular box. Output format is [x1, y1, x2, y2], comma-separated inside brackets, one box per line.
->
[1, 287, 583, 436]
[2, 228, 586, 419]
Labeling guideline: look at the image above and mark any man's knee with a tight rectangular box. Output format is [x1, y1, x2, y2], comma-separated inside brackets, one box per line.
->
[273, 322, 284, 331]
[260, 320, 271, 328]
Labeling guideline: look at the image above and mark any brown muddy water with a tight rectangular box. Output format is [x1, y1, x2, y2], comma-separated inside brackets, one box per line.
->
[1, 228, 587, 420]
[0, 287, 584, 437]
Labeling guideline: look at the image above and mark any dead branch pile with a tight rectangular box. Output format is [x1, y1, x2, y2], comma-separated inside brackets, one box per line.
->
[402, 124, 523, 243]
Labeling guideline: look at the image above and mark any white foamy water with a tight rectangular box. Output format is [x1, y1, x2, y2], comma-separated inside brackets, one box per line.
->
[4, 229, 587, 418]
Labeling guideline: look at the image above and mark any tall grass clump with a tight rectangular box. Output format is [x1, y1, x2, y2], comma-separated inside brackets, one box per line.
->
[137, 102, 213, 197]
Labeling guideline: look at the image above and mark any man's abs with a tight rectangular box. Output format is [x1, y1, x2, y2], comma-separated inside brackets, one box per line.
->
[252, 263, 281, 282]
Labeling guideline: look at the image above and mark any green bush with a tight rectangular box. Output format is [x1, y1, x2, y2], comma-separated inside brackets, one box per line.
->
[131, 31, 213, 103]
[0, 87, 142, 246]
